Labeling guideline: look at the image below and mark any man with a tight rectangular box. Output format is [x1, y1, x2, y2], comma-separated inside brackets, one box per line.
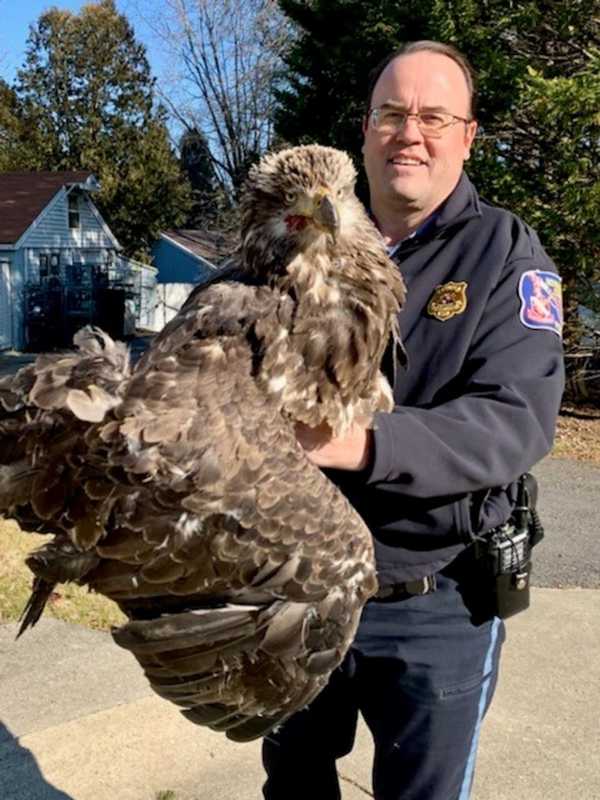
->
[262, 41, 564, 800]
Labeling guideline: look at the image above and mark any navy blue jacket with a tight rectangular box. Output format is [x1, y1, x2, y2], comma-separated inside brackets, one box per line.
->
[329, 173, 565, 585]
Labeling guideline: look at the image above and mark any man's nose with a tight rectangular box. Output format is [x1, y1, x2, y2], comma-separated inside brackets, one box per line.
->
[393, 114, 424, 143]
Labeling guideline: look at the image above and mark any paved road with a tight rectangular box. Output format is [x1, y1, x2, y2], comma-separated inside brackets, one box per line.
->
[531, 458, 599, 588]
[2, 588, 598, 800]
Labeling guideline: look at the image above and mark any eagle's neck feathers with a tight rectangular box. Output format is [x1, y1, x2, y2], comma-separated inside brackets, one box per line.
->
[253, 229, 402, 436]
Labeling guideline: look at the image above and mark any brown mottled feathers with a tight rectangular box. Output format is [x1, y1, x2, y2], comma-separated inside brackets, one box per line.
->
[0, 145, 405, 742]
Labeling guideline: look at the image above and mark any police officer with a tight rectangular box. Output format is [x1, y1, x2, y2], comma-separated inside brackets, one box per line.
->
[262, 41, 564, 800]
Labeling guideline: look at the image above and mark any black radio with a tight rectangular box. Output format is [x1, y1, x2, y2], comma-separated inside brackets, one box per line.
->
[477, 474, 543, 619]
[484, 523, 531, 618]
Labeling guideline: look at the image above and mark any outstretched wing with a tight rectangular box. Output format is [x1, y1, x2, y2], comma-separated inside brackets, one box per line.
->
[1, 282, 377, 740]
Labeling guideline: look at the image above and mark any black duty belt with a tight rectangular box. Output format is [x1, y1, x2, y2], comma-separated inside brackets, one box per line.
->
[371, 575, 437, 602]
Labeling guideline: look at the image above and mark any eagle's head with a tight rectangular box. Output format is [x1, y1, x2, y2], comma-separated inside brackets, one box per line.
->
[240, 145, 373, 280]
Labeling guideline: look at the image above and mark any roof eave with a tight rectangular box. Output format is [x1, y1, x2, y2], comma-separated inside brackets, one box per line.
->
[158, 232, 218, 271]
[70, 174, 100, 193]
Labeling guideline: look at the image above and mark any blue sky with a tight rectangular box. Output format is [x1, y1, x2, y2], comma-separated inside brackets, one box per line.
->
[0, 0, 165, 84]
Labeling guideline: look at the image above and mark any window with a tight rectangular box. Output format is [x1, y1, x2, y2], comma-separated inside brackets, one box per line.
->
[39, 253, 60, 280]
[70, 262, 83, 284]
[39, 254, 49, 279]
[68, 193, 80, 229]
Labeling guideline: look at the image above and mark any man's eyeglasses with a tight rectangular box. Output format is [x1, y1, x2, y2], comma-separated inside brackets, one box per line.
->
[368, 107, 472, 138]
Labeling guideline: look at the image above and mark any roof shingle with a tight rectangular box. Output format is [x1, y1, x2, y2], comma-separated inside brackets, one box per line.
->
[160, 229, 236, 266]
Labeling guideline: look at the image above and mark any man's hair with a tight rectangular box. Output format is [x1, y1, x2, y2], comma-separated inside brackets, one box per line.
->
[365, 41, 478, 119]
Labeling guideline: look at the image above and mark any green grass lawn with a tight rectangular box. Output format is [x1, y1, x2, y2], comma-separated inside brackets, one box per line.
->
[0, 518, 126, 630]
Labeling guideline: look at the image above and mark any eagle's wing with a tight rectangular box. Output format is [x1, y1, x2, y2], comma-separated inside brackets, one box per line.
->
[1, 282, 377, 741]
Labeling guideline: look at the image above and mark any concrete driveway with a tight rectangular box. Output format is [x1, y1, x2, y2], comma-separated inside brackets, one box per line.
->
[1, 584, 598, 800]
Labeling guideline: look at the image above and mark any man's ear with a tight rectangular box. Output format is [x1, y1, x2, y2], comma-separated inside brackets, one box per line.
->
[361, 116, 369, 155]
[463, 120, 478, 160]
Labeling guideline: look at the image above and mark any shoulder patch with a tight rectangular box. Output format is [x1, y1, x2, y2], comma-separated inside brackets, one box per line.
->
[518, 270, 563, 337]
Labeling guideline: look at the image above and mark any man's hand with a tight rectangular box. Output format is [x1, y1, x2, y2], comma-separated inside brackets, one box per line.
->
[295, 421, 373, 471]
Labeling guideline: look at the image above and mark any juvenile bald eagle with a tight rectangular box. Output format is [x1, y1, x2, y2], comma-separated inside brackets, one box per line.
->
[0, 145, 405, 741]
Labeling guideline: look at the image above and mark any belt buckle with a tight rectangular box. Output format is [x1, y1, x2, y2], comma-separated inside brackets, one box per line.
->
[405, 575, 437, 596]
[373, 575, 436, 602]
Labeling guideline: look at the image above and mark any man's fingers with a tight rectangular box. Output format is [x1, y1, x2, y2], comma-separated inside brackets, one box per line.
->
[294, 421, 333, 451]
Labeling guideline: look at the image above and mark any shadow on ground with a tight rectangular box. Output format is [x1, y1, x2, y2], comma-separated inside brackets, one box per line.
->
[0, 721, 75, 800]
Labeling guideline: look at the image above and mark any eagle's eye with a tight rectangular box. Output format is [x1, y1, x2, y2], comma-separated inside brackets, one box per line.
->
[284, 191, 297, 205]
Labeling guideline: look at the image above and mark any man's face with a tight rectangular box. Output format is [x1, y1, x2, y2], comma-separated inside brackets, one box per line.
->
[362, 51, 477, 217]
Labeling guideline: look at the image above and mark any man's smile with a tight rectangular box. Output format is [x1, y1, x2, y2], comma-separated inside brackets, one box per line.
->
[387, 155, 427, 167]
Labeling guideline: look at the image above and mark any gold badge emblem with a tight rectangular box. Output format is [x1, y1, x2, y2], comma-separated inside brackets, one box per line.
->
[427, 281, 468, 321]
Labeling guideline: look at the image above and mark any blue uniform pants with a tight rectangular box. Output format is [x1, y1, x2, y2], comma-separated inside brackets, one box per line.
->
[262, 570, 504, 800]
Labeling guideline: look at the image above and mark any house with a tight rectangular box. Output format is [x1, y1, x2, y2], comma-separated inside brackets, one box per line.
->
[0, 171, 157, 351]
[150, 228, 234, 329]
[151, 228, 234, 283]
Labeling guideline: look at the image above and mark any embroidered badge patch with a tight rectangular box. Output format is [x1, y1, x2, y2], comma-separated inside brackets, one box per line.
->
[427, 281, 468, 321]
[518, 270, 563, 337]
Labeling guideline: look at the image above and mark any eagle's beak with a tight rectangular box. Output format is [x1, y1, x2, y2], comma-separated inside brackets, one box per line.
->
[312, 191, 340, 241]
[288, 189, 340, 241]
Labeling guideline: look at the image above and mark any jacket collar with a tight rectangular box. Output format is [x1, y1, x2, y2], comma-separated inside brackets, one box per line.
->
[429, 171, 482, 236]
[387, 172, 482, 257]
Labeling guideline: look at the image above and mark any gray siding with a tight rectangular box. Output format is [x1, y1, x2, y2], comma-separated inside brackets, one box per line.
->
[24, 247, 112, 284]
[151, 238, 217, 284]
[21, 189, 116, 250]
[75, 194, 118, 248]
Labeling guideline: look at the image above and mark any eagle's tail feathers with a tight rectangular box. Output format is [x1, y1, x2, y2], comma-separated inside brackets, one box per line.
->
[16, 578, 56, 638]
[182, 701, 290, 741]
[225, 713, 290, 742]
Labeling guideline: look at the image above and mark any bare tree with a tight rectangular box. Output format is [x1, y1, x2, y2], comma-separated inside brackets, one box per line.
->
[133, 0, 291, 206]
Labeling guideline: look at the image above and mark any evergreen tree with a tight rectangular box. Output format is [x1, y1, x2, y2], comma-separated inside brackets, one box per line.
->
[12, 0, 191, 257]
[0, 79, 28, 171]
[275, 1, 439, 159]
[179, 127, 226, 227]
[276, 0, 600, 340]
